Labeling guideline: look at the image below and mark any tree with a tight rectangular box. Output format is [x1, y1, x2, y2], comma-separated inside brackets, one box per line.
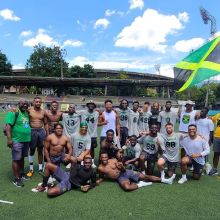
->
[82, 64, 96, 78]
[68, 64, 96, 78]
[26, 44, 68, 77]
[68, 65, 83, 78]
[0, 50, 12, 75]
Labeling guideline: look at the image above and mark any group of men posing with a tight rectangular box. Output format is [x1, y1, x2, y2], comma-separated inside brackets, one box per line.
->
[4, 97, 220, 197]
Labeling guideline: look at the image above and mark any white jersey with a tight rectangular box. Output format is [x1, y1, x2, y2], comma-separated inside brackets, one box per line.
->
[62, 113, 81, 137]
[118, 108, 130, 128]
[100, 111, 116, 137]
[138, 134, 164, 155]
[158, 110, 178, 134]
[196, 118, 214, 142]
[180, 136, 210, 165]
[179, 110, 197, 133]
[161, 133, 184, 162]
[128, 109, 140, 136]
[80, 110, 99, 138]
[138, 111, 152, 132]
[70, 132, 91, 157]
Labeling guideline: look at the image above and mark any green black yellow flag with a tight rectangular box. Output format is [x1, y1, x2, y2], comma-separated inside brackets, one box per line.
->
[174, 36, 220, 92]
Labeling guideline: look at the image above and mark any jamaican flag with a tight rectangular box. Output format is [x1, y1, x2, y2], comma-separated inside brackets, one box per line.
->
[174, 36, 220, 92]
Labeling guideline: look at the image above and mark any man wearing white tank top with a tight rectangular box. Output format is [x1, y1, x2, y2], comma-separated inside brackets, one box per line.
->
[99, 99, 121, 146]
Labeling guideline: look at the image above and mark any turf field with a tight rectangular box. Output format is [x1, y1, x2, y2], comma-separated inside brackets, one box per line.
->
[0, 112, 219, 220]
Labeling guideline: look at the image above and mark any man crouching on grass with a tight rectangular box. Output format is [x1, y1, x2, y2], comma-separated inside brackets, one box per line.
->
[97, 150, 174, 192]
[32, 156, 97, 196]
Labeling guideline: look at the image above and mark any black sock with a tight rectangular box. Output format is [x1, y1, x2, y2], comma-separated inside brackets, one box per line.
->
[42, 176, 50, 187]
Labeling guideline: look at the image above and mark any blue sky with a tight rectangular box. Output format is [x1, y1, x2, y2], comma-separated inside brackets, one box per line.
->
[0, 0, 220, 78]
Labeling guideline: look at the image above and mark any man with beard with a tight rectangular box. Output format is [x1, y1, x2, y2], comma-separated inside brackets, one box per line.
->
[100, 129, 120, 159]
[62, 104, 81, 137]
[27, 97, 48, 177]
[117, 99, 130, 146]
[138, 123, 164, 175]
[80, 101, 99, 164]
[158, 101, 178, 134]
[5, 99, 31, 187]
[97, 151, 173, 191]
[45, 101, 63, 134]
[138, 101, 152, 135]
[128, 101, 140, 137]
[32, 156, 97, 196]
[157, 123, 186, 179]
[178, 124, 210, 184]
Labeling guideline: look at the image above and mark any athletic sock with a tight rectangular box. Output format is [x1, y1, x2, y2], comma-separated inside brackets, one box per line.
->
[29, 156, 34, 170]
[137, 181, 152, 188]
[39, 164, 43, 171]
[182, 174, 187, 179]
[42, 176, 50, 187]
[160, 170, 165, 179]
[171, 174, 176, 179]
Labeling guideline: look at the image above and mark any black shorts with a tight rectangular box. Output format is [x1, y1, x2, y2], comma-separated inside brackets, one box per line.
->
[161, 155, 178, 172]
[30, 128, 46, 150]
[91, 137, 97, 149]
[118, 170, 139, 184]
[141, 151, 157, 163]
[188, 158, 204, 175]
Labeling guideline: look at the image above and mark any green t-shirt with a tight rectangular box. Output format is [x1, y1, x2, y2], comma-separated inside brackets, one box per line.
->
[5, 111, 31, 143]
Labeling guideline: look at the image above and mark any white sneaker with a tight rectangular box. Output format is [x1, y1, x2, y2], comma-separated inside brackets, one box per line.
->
[171, 174, 176, 180]
[48, 176, 55, 184]
[66, 163, 71, 169]
[178, 177, 187, 184]
[137, 181, 153, 188]
[161, 177, 173, 185]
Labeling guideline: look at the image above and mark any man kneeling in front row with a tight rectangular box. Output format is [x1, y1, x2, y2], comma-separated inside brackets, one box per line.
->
[97, 151, 175, 192]
[32, 156, 97, 196]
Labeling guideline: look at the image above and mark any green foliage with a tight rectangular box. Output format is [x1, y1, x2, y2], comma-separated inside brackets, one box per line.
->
[68, 64, 96, 78]
[0, 50, 12, 75]
[25, 44, 68, 77]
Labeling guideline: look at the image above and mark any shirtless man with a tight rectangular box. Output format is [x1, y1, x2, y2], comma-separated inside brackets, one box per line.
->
[44, 123, 72, 166]
[27, 97, 48, 177]
[45, 101, 63, 134]
[97, 152, 174, 191]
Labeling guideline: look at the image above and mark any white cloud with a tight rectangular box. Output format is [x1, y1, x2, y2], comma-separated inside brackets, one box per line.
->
[13, 64, 25, 69]
[4, 33, 11, 37]
[152, 64, 174, 78]
[178, 12, 189, 23]
[23, 29, 59, 47]
[105, 9, 116, 17]
[20, 30, 32, 37]
[115, 9, 189, 53]
[0, 9, 20, 21]
[63, 39, 84, 47]
[129, 0, 144, 10]
[173, 38, 205, 53]
[94, 18, 110, 29]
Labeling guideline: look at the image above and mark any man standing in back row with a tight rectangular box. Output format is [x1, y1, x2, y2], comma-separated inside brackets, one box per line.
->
[27, 97, 48, 177]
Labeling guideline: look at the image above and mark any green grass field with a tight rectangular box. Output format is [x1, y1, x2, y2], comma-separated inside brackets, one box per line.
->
[0, 112, 220, 220]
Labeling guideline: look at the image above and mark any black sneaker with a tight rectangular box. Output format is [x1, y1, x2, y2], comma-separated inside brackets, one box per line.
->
[208, 168, 218, 176]
[13, 179, 24, 187]
[20, 174, 30, 181]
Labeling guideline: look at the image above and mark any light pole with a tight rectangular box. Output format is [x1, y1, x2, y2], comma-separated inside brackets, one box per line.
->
[60, 48, 67, 79]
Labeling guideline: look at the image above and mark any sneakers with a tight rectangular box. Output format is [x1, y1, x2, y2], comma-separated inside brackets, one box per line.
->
[161, 177, 173, 185]
[208, 168, 218, 176]
[178, 177, 187, 184]
[66, 163, 71, 169]
[137, 181, 153, 188]
[31, 185, 47, 192]
[38, 169, 44, 176]
[13, 179, 24, 187]
[205, 163, 212, 175]
[27, 170, 34, 177]
[20, 174, 30, 181]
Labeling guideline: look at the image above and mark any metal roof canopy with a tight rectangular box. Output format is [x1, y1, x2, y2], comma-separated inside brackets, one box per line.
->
[0, 76, 173, 87]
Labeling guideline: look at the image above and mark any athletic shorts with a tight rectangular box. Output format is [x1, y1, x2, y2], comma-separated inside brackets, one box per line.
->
[91, 137, 97, 149]
[12, 142, 29, 160]
[53, 167, 72, 193]
[50, 154, 65, 166]
[161, 155, 178, 171]
[213, 138, 220, 153]
[30, 128, 46, 150]
[140, 151, 157, 163]
[188, 157, 204, 175]
[117, 170, 139, 184]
